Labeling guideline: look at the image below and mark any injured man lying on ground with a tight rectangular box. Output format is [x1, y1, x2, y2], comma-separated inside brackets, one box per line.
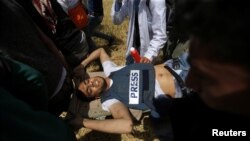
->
[65, 47, 190, 134]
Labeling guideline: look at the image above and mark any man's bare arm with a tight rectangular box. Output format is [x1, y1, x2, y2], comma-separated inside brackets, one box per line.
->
[82, 102, 133, 134]
[81, 48, 111, 67]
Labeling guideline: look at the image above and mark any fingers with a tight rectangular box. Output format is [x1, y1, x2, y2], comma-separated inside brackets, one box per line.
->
[139, 57, 151, 63]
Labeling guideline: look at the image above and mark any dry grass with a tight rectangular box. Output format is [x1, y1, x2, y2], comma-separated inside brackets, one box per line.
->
[77, 0, 160, 140]
[76, 115, 159, 141]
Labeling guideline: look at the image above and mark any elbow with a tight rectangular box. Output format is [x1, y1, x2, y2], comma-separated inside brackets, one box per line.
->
[99, 47, 105, 52]
[124, 120, 133, 133]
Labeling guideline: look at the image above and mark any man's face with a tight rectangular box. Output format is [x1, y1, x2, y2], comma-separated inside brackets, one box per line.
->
[186, 38, 249, 108]
[78, 76, 107, 99]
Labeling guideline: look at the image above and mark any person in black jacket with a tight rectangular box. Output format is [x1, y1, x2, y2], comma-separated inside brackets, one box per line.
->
[0, 52, 76, 141]
[1, 0, 87, 116]
[153, 0, 250, 140]
[15, 0, 89, 69]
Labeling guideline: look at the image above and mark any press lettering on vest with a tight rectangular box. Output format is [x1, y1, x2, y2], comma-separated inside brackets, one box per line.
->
[129, 70, 140, 104]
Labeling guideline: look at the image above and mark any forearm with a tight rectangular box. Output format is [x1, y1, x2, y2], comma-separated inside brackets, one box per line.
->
[83, 118, 133, 134]
[80, 48, 104, 67]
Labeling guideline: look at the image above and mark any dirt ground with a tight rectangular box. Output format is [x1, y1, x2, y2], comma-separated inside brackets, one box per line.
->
[75, 115, 160, 141]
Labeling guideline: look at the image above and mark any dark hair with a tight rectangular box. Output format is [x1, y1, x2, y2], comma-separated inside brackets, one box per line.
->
[176, 0, 250, 69]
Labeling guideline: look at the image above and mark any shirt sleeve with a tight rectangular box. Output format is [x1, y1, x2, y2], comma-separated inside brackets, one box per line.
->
[101, 98, 121, 112]
[144, 0, 167, 60]
[102, 60, 124, 76]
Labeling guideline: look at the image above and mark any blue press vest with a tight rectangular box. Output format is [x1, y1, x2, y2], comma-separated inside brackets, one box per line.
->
[100, 63, 155, 111]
